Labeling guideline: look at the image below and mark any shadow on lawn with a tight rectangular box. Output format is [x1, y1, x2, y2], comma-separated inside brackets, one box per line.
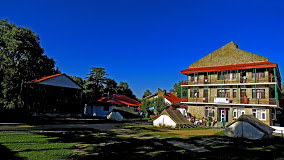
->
[37, 128, 284, 160]
[0, 143, 23, 160]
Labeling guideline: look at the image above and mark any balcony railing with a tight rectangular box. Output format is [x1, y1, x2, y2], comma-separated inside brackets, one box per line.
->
[183, 76, 277, 85]
[182, 97, 277, 105]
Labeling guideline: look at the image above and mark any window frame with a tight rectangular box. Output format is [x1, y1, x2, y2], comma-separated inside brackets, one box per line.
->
[252, 108, 266, 120]
[233, 108, 245, 118]
[252, 89, 265, 99]
[204, 107, 215, 117]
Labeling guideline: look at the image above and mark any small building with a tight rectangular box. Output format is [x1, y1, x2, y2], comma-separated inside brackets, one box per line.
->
[143, 88, 187, 115]
[153, 110, 194, 128]
[27, 73, 83, 113]
[84, 94, 141, 117]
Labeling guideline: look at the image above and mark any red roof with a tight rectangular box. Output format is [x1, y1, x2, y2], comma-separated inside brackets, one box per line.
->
[28, 73, 64, 83]
[163, 93, 186, 103]
[181, 61, 277, 74]
[98, 94, 141, 107]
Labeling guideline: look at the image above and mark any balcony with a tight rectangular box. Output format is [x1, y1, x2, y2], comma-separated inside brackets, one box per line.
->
[182, 97, 278, 106]
[183, 75, 277, 85]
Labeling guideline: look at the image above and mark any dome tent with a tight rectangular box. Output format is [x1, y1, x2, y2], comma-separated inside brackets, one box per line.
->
[225, 115, 274, 140]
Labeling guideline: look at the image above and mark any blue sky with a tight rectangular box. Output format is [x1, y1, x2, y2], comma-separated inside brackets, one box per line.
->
[1, 0, 284, 98]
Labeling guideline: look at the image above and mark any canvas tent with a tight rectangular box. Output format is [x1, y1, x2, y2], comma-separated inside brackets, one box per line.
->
[107, 106, 141, 121]
[225, 115, 274, 140]
[153, 110, 195, 128]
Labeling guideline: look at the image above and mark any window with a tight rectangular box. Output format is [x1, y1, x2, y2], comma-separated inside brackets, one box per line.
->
[231, 72, 237, 79]
[191, 73, 199, 82]
[223, 71, 230, 80]
[203, 89, 208, 97]
[252, 109, 266, 120]
[205, 107, 215, 117]
[190, 89, 199, 97]
[217, 72, 222, 80]
[217, 89, 230, 97]
[252, 72, 265, 79]
[233, 108, 245, 118]
[233, 89, 237, 98]
[252, 89, 265, 99]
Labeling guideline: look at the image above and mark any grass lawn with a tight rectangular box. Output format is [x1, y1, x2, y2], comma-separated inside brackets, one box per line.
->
[1, 121, 284, 159]
[0, 131, 79, 160]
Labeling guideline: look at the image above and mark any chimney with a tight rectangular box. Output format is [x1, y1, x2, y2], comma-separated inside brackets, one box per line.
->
[234, 43, 238, 48]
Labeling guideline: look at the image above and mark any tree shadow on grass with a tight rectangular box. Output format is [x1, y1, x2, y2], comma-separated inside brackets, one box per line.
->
[0, 143, 23, 160]
[36, 128, 284, 160]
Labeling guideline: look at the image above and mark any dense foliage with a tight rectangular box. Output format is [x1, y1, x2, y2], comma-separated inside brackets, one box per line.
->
[141, 96, 166, 114]
[170, 81, 187, 98]
[0, 19, 138, 113]
[0, 19, 58, 109]
[83, 67, 137, 103]
[142, 89, 152, 98]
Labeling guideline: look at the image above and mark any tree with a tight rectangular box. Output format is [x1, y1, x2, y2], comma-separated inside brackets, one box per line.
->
[71, 76, 84, 86]
[117, 81, 137, 100]
[282, 84, 284, 93]
[84, 67, 109, 103]
[154, 96, 166, 113]
[170, 81, 187, 98]
[104, 79, 118, 96]
[118, 81, 129, 90]
[141, 99, 153, 112]
[0, 19, 58, 109]
[143, 89, 152, 98]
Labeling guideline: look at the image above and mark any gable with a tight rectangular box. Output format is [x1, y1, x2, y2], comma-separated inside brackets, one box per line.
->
[37, 74, 82, 89]
[189, 41, 268, 68]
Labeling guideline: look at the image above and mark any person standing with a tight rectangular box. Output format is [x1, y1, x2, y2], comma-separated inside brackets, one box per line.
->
[243, 75, 247, 83]
[208, 115, 212, 127]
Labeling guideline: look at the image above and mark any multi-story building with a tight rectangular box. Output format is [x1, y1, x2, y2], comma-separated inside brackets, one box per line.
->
[180, 42, 281, 126]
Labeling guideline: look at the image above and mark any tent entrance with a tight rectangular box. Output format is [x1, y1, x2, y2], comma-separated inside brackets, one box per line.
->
[217, 108, 230, 122]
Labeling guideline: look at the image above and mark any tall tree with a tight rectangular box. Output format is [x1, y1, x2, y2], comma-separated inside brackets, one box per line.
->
[71, 76, 84, 86]
[143, 89, 152, 98]
[0, 19, 58, 109]
[154, 96, 166, 113]
[170, 81, 187, 98]
[117, 81, 137, 100]
[104, 79, 118, 96]
[84, 67, 108, 103]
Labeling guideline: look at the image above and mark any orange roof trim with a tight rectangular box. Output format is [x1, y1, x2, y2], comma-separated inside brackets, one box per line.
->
[181, 61, 277, 74]
[98, 94, 141, 107]
[163, 93, 187, 103]
[28, 73, 64, 83]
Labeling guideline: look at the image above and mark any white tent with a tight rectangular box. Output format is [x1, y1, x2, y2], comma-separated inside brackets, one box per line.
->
[107, 112, 123, 121]
[225, 115, 274, 140]
[153, 110, 194, 128]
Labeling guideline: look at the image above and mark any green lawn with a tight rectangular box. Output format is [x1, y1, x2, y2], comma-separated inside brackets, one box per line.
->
[1, 122, 284, 160]
[0, 131, 78, 160]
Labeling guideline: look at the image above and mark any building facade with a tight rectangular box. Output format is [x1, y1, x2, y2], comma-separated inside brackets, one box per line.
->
[180, 42, 282, 126]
